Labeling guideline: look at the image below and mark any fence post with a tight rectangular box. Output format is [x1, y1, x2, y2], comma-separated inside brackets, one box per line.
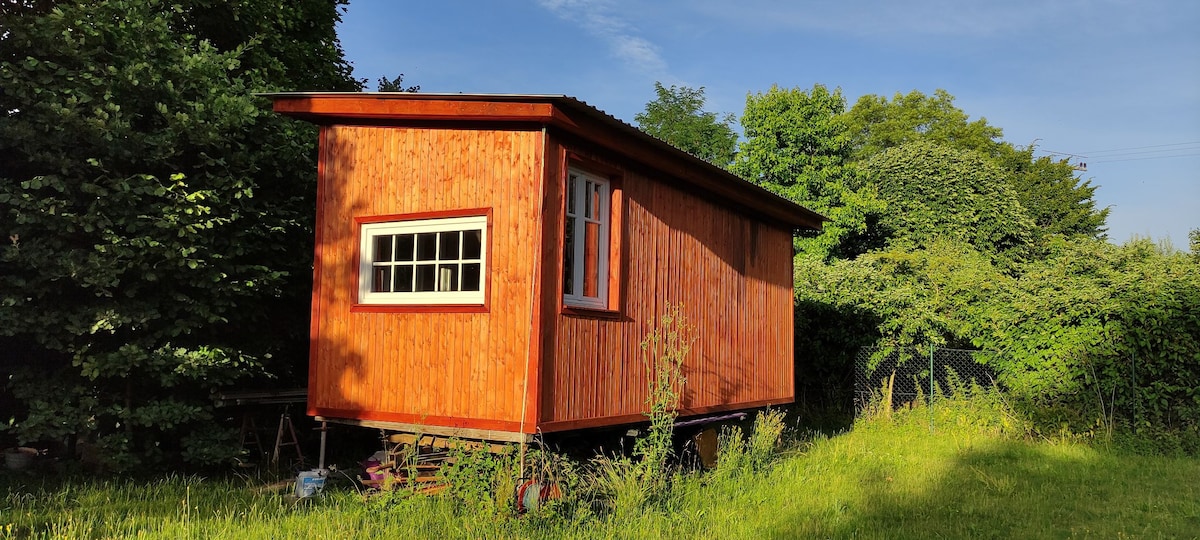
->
[929, 344, 935, 433]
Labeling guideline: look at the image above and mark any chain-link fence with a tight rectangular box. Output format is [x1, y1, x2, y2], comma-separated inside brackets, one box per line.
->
[853, 347, 997, 414]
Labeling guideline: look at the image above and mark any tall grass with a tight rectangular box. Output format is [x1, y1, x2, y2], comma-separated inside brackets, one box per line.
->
[6, 390, 1200, 538]
[8, 390, 1199, 538]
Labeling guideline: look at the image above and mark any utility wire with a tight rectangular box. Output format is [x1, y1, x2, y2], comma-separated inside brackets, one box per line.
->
[1042, 150, 1087, 158]
[1041, 141, 1200, 164]
[1077, 146, 1200, 159]
[1091, 152, 1200, 163]
[1079, 141, 1200, 155]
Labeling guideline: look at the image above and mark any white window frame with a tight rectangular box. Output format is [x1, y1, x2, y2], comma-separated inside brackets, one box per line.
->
[563, 168, 610, 309]
[358, 215, 487, 305]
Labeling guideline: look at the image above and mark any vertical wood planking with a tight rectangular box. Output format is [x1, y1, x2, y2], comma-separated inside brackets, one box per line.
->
[543, 145, 796, 426]
[309, 125, 542, 427]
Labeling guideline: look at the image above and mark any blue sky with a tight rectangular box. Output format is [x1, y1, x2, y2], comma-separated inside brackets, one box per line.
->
[336, 1, 1199, 246]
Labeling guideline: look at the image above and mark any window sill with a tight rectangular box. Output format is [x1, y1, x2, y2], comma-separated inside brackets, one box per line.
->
[351, 304, 489, 314]
[560, 305, 622, 320]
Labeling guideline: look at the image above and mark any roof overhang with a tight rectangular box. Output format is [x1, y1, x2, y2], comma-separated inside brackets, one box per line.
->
[263, 92, 827, 231]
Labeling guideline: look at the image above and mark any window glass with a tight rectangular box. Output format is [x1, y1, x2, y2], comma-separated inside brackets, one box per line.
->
[584, 221, 600, 297]
[439, 231, 460, 260]
[438, 264, 459, 291]
[395, 265, 414, 293]
[415, 233, 437, 261]
[372, 266, 391, 293]
[373, 236, 392, 263]
[584, 180, 594, 219]
[463, 230, 482, 259]
[567, 174, 577, 215]
[414, 264, 436, 292]
[462, 263, 481, 292]
[397, 234, 415, 262]
[562, 218, 575, 296]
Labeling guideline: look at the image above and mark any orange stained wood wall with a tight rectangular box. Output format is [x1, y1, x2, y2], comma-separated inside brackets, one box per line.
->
[538, 136, 796, 431]
[308, 125, 545, 433]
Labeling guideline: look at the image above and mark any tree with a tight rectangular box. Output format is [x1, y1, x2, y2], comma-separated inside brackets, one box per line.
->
[173, 0, 360, 91]
[733, 84, 885, 260]
[635, 82, 738, 167]
[865, 141, 1034, 261]
[377, 74, 420, 92]
[846, 89, 1004, 160]
[995, 144, 1109, 239]
[0, 0, 358, 469]
[846, 89, 1107, 241]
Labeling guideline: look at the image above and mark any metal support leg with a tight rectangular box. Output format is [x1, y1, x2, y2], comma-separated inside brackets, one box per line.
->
[318, 421, 328, 470]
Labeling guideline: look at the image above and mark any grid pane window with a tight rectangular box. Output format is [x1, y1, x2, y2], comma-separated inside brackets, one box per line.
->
[563, 169, 609, 309]
[359, 215, 487, 305]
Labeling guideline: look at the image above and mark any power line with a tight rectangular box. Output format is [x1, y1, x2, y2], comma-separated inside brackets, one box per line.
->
[1079, 141, 1200, 155]
[1042, 149, 1087, 158]
[1077, 145, 1200, 159]
[1043, 143, 1200, 158]
[1091, 152, 1200, 164]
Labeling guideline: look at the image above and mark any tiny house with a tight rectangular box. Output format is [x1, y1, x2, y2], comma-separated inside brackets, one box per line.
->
[268, 93, 824, 443]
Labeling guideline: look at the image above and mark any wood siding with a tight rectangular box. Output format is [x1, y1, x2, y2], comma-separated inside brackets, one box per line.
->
[309, 126, 544, 432]
[539, 139, 796, 430]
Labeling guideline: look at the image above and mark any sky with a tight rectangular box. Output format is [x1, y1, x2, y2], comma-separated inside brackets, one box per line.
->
[336, 0, 1200, 246]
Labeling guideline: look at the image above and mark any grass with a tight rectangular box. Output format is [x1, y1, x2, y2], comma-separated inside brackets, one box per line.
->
[5, 397, 1200, 539]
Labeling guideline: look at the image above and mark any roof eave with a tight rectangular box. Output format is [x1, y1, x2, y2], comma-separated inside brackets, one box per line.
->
[264, 93, 828, 230]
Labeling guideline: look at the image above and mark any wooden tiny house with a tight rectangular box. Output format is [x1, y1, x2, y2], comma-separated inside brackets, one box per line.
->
[268, 93, 825, 443]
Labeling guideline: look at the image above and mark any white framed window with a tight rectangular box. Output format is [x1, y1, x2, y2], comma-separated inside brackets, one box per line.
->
[563, 168, 610, 309]
[358, 215, 487, 305]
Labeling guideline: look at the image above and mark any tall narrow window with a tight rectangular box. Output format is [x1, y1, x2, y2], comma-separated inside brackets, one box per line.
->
[359, 215, 487, 305]
[563, 168, 610, 308]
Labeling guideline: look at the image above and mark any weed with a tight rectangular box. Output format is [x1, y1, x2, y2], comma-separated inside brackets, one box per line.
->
[636, 303, 692, 482]
[713, 408, 787, 478]
[436, 443, 515, 519]
[748, 408, 785, 469]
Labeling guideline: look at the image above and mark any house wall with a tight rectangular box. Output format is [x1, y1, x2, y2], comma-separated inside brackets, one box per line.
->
[538, 137, 796, 431]
[308, 125, 544, 433]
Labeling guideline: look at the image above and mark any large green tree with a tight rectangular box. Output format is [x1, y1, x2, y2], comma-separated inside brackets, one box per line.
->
[733, 84, 885, 260]
[0, 0, 358, 469]
[846, 89, 1004, 160]
[995, 144, 1109, 239]
[865, 141, 1035, 261]
[635, 82, 738, 167]
[846, 89, 1106, 241]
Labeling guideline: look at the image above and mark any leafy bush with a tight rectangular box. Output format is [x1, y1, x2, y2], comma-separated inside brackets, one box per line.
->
[436, 445, 516, 519]
[976, 237, 1200, 435]
[802, 232, 1200, 442]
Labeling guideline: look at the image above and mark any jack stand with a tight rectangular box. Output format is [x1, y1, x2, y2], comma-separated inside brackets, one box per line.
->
[317, 421, 328, 470]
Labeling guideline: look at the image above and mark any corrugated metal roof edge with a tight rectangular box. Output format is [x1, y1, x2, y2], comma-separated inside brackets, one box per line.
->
[259, 92, 829, 229]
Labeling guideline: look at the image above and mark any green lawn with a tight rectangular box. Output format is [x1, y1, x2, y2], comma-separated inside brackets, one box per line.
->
[5, 402, 1200, 539]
